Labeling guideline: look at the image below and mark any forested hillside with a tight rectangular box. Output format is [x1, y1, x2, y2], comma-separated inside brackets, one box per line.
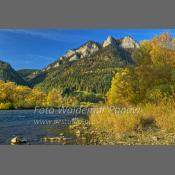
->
[0, 60, 27, 86]
[37, 46, 134, 94]
[31, 36, 139, 95]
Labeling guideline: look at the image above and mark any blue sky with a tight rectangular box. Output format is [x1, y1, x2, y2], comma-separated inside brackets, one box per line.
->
[0, 29, 175, 70]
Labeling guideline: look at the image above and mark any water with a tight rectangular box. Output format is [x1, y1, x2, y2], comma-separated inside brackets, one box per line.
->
[0, 109, 86, 145]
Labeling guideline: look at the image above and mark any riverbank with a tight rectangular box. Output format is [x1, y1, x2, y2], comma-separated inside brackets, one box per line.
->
[68, 102, 175, 145]
[1, 102, 175, 145]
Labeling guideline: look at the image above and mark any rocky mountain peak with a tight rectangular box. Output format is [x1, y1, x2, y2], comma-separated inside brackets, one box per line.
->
[102, 36, 117, 47]
[120, 36, 139, 49]
[43, 41, 101, 71]
[76, 41, 100, 58]
[62, 41, 100, 60]
[64, 49, 77, 58]
[43, 35, 140, 72]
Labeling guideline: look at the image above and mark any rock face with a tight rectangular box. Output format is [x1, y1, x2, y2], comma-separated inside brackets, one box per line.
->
[64, 50, 77, 59]
[43, 35, 139, 72]
[53, 62, 60, 68]
[44, 41, 101, 71]
[102, 36, 117, 47]
[76, 41, 100, 58]
[120, 36, 139, 49]
[102, 35, 139, 49]
[69, 54, 79, 62]
[64, 41, 100, 60]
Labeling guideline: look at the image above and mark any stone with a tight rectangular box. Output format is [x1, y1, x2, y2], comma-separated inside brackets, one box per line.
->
[76, 41, 100, 58]
[102, 36, 117, 47]
[120, 36, 139, 49]
[53, 62, 60, 68]
[11, 136, 27, 144]
[69, 54, 80, 62]
[64, 50, 76, 58]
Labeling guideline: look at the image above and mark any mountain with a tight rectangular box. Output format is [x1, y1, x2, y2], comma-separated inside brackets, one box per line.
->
[30, 35, 139, 94]
[42, 36, 139, 73]
[0, 60, 27, 85]
[43, 41, 101, 71]
[102, 36, 119, 47]
[17, 69, 41, 81]
[120, 36, 139, 49]
[102, 35, 139, 49]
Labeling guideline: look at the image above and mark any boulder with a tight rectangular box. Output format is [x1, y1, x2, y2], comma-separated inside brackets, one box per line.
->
[11, 136, 27, 144]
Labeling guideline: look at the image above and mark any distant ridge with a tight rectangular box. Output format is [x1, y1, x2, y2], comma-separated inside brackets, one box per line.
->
[17, 69, 41, 81]
[0, 60, 28, 85]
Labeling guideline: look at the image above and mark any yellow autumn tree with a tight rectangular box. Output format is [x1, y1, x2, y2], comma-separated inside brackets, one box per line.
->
[47, 89, 63, 107]
[12, 85, 31, 108]
[0, 81, 48, 109]
[26, 88, 46, 107]
[150, 33, 175, 65]
[107, 68, 140, 106]
[108, 33, 175, 106]
[133, 33, 175, 67]
[0, 81, 16, 109]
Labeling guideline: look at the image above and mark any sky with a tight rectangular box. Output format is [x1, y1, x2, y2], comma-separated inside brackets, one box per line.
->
[0, 29, 175, 70]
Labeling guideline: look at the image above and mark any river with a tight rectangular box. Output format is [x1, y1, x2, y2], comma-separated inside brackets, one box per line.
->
[0, 109, 87, 145]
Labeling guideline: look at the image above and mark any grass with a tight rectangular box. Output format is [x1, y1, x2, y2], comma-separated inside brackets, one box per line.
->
[90, 108, 140, 134]
[69, 101, 175, 145]
[140, 101, 175, 132]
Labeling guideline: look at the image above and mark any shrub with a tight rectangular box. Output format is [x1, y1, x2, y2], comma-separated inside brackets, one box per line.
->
[0, 102, 14, 109]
